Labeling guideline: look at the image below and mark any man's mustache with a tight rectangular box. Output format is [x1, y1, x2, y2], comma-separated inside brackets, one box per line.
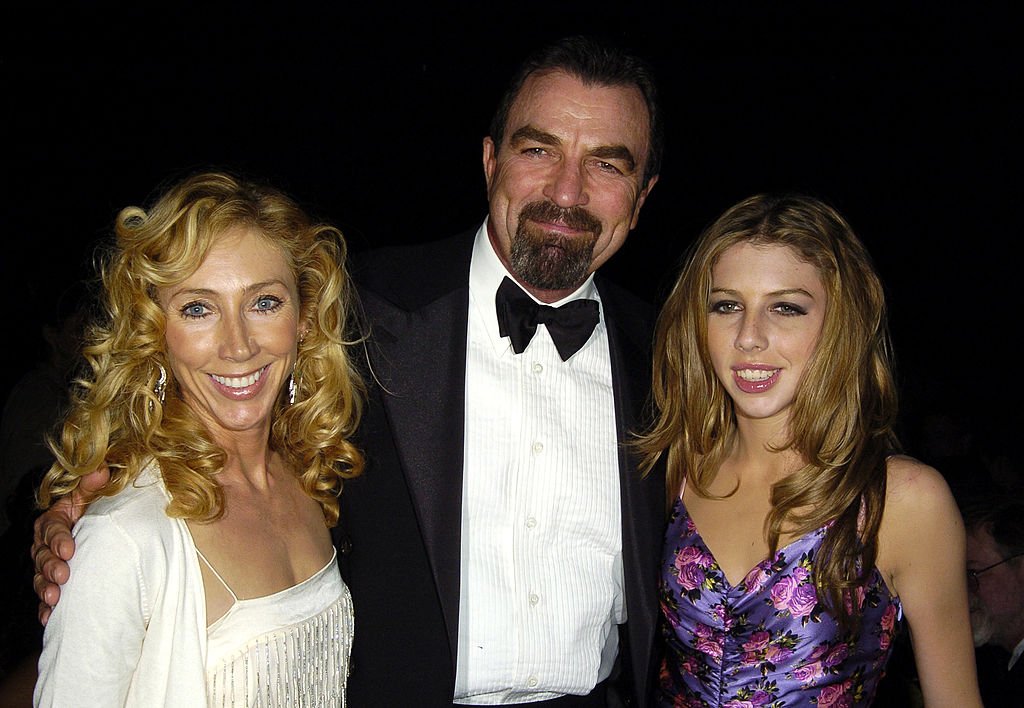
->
[519, 201, 602, 235]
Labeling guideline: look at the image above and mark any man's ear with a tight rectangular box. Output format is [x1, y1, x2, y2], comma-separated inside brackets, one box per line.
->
[629, 174, 659, 230]
[483, 136, 497, 192]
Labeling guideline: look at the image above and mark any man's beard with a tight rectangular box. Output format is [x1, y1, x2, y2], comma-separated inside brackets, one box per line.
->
[509, 201, 602, 291]
[970, 601, 994, 647]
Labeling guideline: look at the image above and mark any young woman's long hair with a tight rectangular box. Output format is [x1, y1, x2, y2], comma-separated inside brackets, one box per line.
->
[39, 171, 364, 526]
[637, 193, 900, 627]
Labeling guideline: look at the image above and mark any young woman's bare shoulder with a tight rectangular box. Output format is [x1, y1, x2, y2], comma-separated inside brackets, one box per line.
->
[884, 454, 956, 514]
[878, 455, 964, 586]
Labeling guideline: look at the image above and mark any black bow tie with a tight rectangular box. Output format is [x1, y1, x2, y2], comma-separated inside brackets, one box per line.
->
[495, 276, 600, 361]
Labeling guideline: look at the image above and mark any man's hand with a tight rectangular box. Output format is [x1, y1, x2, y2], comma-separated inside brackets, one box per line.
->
[32, 466, 110, 625]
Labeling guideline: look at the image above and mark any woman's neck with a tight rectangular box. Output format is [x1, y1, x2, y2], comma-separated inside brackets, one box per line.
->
[211, 428, 278, 490]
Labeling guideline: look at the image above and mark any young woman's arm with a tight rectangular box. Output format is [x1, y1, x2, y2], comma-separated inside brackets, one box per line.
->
[879, 456, 982, 707]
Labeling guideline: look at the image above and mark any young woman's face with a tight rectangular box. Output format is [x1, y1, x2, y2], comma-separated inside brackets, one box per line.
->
[160, 227, 302, 445]
[707, 242, 827, 427]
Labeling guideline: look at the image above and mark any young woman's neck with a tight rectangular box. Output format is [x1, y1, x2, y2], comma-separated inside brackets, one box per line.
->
[730, 416, 803, 483]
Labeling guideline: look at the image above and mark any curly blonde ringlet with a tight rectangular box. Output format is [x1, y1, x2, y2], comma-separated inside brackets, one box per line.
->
[636, 193, 899, 629]
[38, 171, 364, 526]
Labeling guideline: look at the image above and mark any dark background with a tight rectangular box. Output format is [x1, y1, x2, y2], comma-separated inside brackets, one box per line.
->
[3, 2, 1019, 463]
[0, 2, 1018, 701]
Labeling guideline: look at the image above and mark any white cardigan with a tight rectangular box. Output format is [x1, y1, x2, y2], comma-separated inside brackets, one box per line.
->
[34, 462, 209, 706]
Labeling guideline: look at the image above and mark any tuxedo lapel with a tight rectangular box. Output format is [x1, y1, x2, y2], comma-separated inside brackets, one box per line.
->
[356, 234, 475, 666]
[599, 277, 663, 703]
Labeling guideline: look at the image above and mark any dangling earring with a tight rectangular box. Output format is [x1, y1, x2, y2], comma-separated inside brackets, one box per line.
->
[155, 364, 167, 403]
[290, 330, 307, 406]
[150, 363, 167, 413]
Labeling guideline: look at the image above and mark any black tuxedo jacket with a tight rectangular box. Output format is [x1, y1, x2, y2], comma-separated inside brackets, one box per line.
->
[336, 229, 664, 707]
[976, 644, 1023, 708]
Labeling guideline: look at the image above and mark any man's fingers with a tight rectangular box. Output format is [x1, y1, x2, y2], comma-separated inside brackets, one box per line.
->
[32, 543, 66, 626]
[41, 524, 76, 563]
[33, 489, 88, 565]
[34, 509, 76, 566]
[33, 543, 70, 586]
[33, 568, 61, 624]
[33, 570, 60, 604]
[28, 467, 108, 627]
[78, 466, 110, 495]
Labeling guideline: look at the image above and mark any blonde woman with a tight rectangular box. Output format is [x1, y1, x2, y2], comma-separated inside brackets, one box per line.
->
[34, 172, 363, 705]
[638, 194, 980, 706]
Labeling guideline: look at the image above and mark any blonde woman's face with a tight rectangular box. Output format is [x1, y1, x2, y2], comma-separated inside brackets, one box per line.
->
[159, 227, 301, 446]
[707, 242, 826, 429]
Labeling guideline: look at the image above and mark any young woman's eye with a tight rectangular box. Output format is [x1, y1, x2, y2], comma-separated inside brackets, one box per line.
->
[773, 302, 808, 316]
[710, 300, 740, 314]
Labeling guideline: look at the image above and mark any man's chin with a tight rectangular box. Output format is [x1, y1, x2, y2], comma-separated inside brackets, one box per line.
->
[970, 613, 994, 647]
[511, 247, 591, 292]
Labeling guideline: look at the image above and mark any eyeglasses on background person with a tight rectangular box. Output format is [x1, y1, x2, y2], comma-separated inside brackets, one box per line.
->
[967, 551, 1024, 592]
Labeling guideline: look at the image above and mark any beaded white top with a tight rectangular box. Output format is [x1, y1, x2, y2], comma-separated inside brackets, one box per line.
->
[200, 548, 352, 707]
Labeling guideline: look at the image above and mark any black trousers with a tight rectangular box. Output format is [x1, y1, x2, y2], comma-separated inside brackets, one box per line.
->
[496, 680, 610, 707]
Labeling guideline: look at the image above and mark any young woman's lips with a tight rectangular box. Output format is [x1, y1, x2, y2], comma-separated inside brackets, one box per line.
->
[732, 365, 780, 394]
[208, 364, 270, 399]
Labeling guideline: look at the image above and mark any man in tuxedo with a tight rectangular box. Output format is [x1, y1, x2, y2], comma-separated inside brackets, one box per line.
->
[340, 36, 664, 706]
[964, 496, 1024, 707]
[33, 36, 665, 706]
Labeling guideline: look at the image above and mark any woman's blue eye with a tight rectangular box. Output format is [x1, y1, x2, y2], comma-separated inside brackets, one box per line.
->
[256, 296, 283, 312]
[181, 303, 208, 318]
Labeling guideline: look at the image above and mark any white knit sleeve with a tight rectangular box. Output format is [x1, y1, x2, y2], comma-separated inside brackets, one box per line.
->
[33, 510, 148, 707]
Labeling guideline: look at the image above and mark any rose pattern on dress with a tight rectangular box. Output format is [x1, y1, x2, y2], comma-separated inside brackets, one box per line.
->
[767, 553, 825, 625]
[658, 498, 901, 706]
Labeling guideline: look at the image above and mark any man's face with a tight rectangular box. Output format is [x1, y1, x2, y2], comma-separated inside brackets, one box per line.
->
[483, 70, 658, 302]
[966, 527, 1024, 651]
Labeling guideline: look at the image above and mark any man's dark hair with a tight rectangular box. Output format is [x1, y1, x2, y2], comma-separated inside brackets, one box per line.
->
[488, 35, 663, 187]
[963, 496, 1024, 557]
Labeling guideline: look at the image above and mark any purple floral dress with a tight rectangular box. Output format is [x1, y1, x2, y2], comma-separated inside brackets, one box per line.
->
[659, 497, 901, 707]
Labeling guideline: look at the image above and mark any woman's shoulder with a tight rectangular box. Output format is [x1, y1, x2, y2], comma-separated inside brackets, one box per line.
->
[71, 461, 192, 598]
[877, 454, 965, 588]
[80, 461, 175, 540]
[883, 454, 957, 515]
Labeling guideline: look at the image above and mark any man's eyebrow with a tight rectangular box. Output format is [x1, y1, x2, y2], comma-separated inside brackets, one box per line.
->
[509, 125, 638, 173]
[509, 125, 560, 146]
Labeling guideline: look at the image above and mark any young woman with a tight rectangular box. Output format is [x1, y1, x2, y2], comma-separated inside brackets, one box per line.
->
[34, 172, 364, 705]
[638, 194, 980, 706]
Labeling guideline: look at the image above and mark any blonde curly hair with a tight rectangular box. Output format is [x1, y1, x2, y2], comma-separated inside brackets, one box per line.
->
[38, 171, 364, 526]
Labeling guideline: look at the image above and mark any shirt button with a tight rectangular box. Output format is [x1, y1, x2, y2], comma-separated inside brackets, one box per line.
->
[532, 362, 543, 374]
[532, 441, 544, 454]
[527, 676, 539, 688]
[529, 593, 540, 606]
[525, 517, 537, 529]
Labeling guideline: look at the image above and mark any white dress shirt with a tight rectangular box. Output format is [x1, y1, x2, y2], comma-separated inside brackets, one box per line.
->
[1010, 636, 1023, 671]
[455, 222, 624, 704]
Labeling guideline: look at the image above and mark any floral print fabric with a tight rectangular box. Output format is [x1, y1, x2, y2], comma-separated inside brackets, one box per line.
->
[659, 497, 901, 707]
